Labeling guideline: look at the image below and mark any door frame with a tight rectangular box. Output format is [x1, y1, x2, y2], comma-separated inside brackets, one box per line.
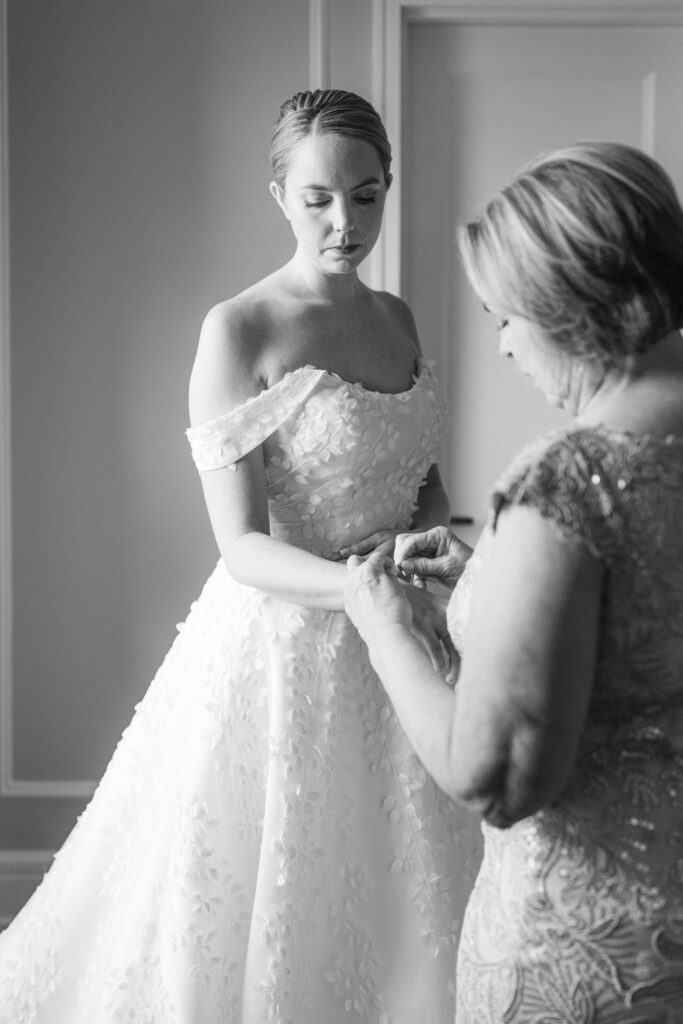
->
[371, 0, 683, 294]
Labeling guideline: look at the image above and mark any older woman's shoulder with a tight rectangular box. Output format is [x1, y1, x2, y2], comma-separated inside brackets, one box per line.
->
[489, 424, 683, 559]
[496, 423, 683, 490]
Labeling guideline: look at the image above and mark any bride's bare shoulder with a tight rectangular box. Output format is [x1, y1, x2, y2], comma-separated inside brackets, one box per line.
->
[202, 268, 288, 341]
[189, 271, 287, 425]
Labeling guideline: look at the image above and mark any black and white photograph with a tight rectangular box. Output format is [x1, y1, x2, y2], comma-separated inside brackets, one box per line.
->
[1, 2, 683, 1021]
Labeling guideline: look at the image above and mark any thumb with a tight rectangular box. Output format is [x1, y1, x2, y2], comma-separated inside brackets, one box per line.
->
[367, 550, 394, 572]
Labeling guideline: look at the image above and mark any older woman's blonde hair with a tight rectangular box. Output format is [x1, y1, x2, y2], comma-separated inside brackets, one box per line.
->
[458, 142, 683, 367]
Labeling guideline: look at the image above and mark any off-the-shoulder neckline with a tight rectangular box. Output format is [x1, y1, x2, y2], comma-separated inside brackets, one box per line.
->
[271, 357, 429, 398]
[186, 359, 433, 436]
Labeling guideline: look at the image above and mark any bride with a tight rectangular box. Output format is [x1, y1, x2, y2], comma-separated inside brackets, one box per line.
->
[0, 88, 480, 1023]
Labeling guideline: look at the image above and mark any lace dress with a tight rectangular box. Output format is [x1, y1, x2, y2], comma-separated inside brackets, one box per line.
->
[0, 360, 481, 1024]
[448, 425, 683, 1023]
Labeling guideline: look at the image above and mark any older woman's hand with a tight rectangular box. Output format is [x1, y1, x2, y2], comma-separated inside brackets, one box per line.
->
[394, 526, 473, 590]
[345, 552, 413, 643]
[345, 552, 456, 676]
[401, 582, 458, 678]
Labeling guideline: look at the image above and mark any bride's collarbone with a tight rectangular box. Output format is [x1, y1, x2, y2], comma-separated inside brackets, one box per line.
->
[268, 334, 418, 392]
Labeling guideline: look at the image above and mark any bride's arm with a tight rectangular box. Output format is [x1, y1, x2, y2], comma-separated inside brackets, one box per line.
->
[198, 450, 348, 610]
[189, 301, 349, 611]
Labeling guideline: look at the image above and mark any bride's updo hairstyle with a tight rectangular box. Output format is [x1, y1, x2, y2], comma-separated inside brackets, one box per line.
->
[269, 89, 392, 190]
[458, 141, 683, 369]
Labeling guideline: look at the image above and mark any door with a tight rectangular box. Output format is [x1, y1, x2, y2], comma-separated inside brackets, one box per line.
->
[405, 21, 683, 545]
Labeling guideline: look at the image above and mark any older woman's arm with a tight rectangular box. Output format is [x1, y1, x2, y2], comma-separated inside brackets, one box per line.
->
[347, 503, 603, 827]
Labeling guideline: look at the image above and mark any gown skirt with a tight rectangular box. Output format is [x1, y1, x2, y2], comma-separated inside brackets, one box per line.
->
[0, 360, 483, 1023]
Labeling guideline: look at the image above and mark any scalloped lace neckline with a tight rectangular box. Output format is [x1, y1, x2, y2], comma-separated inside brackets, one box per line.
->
[273, 359, 428, 399]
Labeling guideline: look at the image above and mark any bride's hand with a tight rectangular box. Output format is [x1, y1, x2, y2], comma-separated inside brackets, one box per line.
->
[339, 530, 398, 560]
[394, 526, 473, 590]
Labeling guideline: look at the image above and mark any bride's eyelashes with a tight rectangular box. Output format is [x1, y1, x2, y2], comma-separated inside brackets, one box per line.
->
[302, 194, 378, 209]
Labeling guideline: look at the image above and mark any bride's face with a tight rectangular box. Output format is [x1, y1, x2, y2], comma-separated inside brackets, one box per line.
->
[270, 132, 388, 275]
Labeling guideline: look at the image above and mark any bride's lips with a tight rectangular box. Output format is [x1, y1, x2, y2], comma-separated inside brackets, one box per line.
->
[326, 243, 362, 256]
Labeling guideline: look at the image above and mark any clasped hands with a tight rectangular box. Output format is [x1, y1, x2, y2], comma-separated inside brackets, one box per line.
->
[343, 526, 473, 679]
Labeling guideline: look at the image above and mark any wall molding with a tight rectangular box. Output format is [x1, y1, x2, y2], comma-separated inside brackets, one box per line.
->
[371, 0, 683, 294]
[0, 0, 97, 799]
[309, 0, 331, 89]
[0, 849, 53, 927]
[0, 0, 14, 798]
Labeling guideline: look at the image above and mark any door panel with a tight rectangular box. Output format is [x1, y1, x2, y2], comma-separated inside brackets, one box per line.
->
[406, 23, 683, 544]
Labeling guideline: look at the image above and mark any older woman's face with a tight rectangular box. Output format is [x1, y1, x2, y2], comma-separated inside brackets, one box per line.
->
[270, 132, 387, 276]
[494, 313, 574, 409]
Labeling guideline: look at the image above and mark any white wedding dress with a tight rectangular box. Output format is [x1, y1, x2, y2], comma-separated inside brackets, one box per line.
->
[0, 360, 481, 1024]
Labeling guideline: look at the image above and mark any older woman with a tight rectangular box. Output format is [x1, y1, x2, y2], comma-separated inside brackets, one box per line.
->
[346, 142, 683, 1021]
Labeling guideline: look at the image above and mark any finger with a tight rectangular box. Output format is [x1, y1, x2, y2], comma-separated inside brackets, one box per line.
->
[399, 556, 440, 578]
[340, 538, 373, 557]
[394, 531, 443, 566]
[346, 554, 363, 571]
[435, 628, 455, 673]
[417, 629, 447, 674]
[341, 531, 395, 558]
[441, 632, 457, 670]
[393, 533, 427, 564]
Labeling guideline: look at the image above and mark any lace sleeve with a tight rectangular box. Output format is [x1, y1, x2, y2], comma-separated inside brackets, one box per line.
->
[490, 430, 624, 562]
[185, 367, 325, 472]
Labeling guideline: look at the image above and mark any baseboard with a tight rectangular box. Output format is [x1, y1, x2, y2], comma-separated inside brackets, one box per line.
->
[0, 849, 54, 928]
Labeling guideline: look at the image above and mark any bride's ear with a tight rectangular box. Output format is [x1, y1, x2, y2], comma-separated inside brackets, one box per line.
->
[270, 181, 290, 220]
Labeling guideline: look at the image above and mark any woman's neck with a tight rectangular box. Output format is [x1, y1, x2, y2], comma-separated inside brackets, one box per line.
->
[285, 250, 367, 306]
[576, 330, 683, 433]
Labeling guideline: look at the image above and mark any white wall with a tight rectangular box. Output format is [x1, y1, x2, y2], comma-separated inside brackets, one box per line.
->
[1, 0, 327, 871]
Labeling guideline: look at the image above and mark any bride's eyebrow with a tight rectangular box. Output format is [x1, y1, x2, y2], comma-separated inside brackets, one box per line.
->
[351, 177, 381, 190]
[299, 176, 382, 191]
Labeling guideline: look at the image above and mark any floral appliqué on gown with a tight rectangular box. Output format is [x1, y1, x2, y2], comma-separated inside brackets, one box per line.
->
[449, 425, 683, 1024]
[0, 360, 481, 1024]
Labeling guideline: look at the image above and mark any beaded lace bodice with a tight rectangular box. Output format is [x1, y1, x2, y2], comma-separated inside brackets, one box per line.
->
[450, 425, 683, 1022]
[186, 360, 448, 559]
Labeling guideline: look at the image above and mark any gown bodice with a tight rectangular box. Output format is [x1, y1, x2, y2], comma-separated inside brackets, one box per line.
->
[186, 360, 448, 558]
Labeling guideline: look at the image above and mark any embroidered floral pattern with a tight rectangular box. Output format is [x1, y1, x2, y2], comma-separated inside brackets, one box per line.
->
[0, 360, 475, 1023]
[453, 425, 683, 1023]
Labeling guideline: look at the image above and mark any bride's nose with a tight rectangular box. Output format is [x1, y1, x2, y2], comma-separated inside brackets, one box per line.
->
[332, 198, 355, 235]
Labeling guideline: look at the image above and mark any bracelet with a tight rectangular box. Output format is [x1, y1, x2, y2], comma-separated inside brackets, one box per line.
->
[395, 565, 417, 585]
